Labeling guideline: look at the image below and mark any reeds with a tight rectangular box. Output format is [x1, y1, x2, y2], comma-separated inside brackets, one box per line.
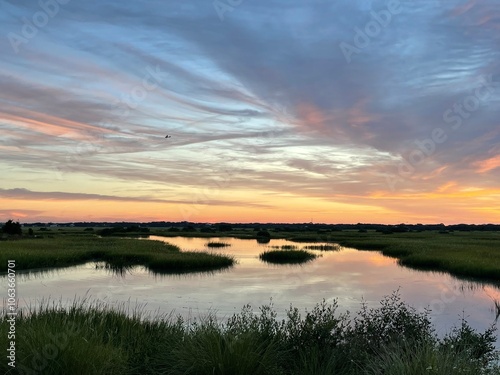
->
[205, 241, 231, 248]
[303, 244, 340, 251]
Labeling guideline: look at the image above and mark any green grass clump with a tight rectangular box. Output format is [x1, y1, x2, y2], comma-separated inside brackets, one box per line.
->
[0, 235, 234, 274]
[365, 340, 484, 375]
[280, 245, 298, 250]
[259, 249, 317, 264]
[205, 241, 231, 248]
[266, 245, 299, 250]
[1, 292, 498, 375]
[303, 244, 340, 251]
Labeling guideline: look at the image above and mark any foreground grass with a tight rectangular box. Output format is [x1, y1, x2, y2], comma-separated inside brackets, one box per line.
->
[0, 235, 234, 274]
[1, 293, 498, 375]
[259, 249, 317, 264]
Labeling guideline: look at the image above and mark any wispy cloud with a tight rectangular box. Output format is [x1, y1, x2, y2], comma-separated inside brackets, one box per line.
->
[0, 0, 499, 223]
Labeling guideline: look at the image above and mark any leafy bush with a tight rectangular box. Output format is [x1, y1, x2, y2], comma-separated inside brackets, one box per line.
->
[2, 219, 22, 235]
[345, 291, 436, 364]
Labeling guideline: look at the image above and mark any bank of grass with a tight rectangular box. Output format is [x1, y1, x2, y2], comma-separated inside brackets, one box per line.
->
[134, 229, 500, 281]
[0, 235, 234, 274]
[1, 293, 498, 375]
[259, 249, 317, 264]
[284, 231, 500, 282]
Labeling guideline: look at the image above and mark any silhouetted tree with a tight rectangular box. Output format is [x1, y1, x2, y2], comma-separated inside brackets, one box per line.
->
[218, 224, 233, 231]
[2, 220, 22, 236]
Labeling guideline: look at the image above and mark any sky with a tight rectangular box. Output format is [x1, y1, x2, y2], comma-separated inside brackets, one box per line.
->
[0, 0, 499, 224]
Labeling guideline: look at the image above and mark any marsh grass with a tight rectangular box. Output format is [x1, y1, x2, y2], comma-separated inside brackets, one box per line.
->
[268, 245, 299, 250]
[259, 249, 317, 264]
[205, 241, 231, 248]
[1, 292, 498, 375]
[364, 339, 486, 375]
[280, 245, 298, 250]
[303, 244, 340, 251]
[288, 231, 500, 282]
[0, 235, 234, 274]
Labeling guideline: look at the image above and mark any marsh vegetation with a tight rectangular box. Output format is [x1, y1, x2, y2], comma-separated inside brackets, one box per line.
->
[303, 244, 340, 251]
[259, 249, 317, 264]
[0, 235, 234, 274]
[2, 226, 500, 373]
[205, 241, 231, 248]
[1, 293, 498, 375]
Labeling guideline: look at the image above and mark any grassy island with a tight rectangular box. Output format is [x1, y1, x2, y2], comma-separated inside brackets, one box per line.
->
[0, 234, 234, 274]
[259, 249, 317, 264]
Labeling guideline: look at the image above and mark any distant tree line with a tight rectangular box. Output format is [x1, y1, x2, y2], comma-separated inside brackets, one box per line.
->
[98, 225, 150, 236]
[17, 221, 500, 233]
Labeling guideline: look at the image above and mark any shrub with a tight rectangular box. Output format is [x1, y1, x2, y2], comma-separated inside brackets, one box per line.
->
[257, 230, 271, 238]
[1, 294, 498, 375]
[218, 224, 233, 231]
[440, 319, 497, 365]
[345, 291, 436, 365]
[2, 219, 22, 236]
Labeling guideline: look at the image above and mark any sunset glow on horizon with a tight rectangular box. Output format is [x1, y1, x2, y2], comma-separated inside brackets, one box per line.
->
[1, 0, 499, 224]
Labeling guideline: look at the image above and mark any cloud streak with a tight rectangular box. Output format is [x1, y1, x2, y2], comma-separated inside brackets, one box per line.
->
[0, 0, 499, 223]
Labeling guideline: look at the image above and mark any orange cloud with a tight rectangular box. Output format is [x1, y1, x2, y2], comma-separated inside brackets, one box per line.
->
[296, 102, 330, 134]
[294, 98, 378, 141]
[474, 155, 500, 173]
[436, 181, 457, 193]
[0, 110, 115, 139]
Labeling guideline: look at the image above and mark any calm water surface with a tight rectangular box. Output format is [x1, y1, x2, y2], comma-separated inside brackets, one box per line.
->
[2, 236, 500, 341]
